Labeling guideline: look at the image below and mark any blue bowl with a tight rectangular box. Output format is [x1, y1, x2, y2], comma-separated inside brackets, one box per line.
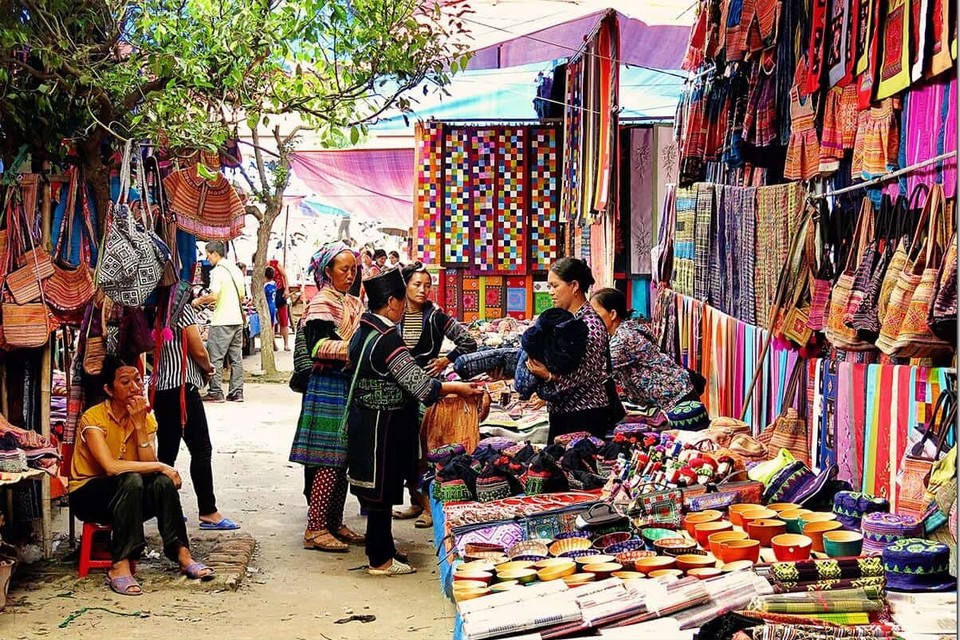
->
[604, 539, 647, 554]
[555, 531, 592, 540]
[559, 549, 596, 559]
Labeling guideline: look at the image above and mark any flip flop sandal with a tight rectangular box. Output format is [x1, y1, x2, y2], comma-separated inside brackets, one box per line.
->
[199, 517, 240, 531]
[305, 530, 349, 553]
[367, 559, 416, 576]
[335, 526, 366, 544]
[182, 561, 216, 581]
[106, 574, 143, 596]
[414, 513, 433, 529]
[392, 505, 424, 520]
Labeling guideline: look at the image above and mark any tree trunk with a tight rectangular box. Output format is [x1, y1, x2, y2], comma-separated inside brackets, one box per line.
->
[79, 131, 111, 229]
[252, 205, 280, 377]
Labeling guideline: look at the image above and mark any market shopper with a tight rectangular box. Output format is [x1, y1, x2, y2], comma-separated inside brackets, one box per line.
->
[193, 241, 245, 403]
[590, 288, 702, 410]
[152, 297, 238, 531]
[269, 258, 292, 351]
[69, 356, 215, 596]
[393, 261, 478, 528]
[264, 266, 279, 333]
[346, 269, 482, 576]
[525, 258, 624, 442]
[290, 242, 365, 553]
[387, 251, 403, 270]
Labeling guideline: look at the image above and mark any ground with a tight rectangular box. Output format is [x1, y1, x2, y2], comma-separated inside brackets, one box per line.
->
[1, 349, 457, 639]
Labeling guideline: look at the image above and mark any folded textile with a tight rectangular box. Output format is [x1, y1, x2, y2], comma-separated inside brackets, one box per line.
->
[769, 557, 885, 584]
[454, 348, 522, 380]
[520, 307, 587, 375]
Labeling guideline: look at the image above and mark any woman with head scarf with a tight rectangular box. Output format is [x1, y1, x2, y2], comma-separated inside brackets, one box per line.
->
[346, 269, 481, 575]
[289, 242, 366, 552]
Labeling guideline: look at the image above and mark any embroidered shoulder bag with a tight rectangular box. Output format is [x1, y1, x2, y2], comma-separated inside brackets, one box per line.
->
[45, 167, 95, 320]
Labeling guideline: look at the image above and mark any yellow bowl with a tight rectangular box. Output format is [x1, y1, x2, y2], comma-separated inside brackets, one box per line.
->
[549, 537, 592, 557]
[535, 557, 574, 570]
[452, 579, 489, 591]
[582, 562, 623, 580]
[675, 553, 718, 572]
[766, 502, 801, 513]
[634, 555, 677, 575]
[708, 531, 749, 557]
[537, 560, 577, 581]
[649, 568, 684, 579]
[453, 587, 489, 602]
[611, 571, 646, 580]
[683, 510, 723, 536]
[729, 504, 762, 528]
[495, 561, 535, 574]
[457, 560, 496, 574]
[497, 568, 538, 584]
[563, 572, 596, 587]
[575, 554, 615, 567]
[453, 570, 493, 585]
[489, 581, 521, 593]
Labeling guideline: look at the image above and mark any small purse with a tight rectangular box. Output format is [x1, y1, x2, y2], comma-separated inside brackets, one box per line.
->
[757, 361, 810, 465]
[898, 390, 957, 518]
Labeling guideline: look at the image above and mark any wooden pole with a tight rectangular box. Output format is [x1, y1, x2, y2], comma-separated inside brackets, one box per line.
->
[39, 172, 53, 559]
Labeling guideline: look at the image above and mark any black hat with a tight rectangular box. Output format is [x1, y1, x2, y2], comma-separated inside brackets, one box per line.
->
[364, 269, 405, 308]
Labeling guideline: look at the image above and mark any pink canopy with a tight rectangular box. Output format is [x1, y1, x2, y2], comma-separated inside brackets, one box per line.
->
[289, 149, 415, 231]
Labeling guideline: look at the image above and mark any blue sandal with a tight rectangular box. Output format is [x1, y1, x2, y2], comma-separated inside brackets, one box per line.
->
[199, 517, 240, 531]
[182, 561, 216, 581]
[106, 574, 142, 596]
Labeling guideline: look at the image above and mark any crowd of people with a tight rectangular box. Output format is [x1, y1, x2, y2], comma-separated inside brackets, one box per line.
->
[69, 238, 701, 591]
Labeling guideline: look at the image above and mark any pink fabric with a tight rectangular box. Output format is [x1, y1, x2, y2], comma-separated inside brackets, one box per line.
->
[290, 149, 415, 231]
[904, 75, 957, 198]
[835, 362, 855, 485]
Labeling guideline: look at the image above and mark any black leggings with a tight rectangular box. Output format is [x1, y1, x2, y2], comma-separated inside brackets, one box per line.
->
[153, 386, 218, 516]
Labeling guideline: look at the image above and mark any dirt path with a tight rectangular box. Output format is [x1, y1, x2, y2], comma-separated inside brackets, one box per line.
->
[1, 381, 457, 639]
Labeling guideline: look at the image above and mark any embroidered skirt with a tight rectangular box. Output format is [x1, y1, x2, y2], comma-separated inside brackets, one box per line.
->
[289, 370, 350, 468]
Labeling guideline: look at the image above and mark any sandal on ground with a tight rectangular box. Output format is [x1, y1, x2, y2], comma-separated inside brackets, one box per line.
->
[182, 561, 216, 581]
[392, 505, 424, 520]
[394, 549, 409, 563]
[334, 526, 366, 544]
[304, 529, 349, 552]
[414, 512, 433, 529]
[106, 574, 142, 596]
[367, 559, 416, 576]
[199, 517, 240, 531]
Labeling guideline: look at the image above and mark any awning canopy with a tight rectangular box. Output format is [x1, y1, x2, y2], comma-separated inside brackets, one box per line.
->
[289, 148, 415, 231]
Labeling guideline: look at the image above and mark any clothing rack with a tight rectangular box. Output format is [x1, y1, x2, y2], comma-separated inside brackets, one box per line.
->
[810, 151, 957, 201]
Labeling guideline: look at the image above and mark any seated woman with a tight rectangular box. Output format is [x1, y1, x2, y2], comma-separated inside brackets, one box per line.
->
[590, 288, 702, 411]
[69, 356, 215, 596]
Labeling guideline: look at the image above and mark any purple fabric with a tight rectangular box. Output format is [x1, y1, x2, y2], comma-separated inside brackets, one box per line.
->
[904, 75, 957, 199]
[290, 149, 415, 231]
[835, 362, 856, 485]
[466, 10, 690, 71]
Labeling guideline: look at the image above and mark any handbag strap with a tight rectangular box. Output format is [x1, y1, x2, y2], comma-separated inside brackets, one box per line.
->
[339, 331, 378, 427]
[117, 140, 133, 206]
[844, 198, 875, 274]
[780, 358, 806, 419]
[911, 389, 957, 459]
[53, 167, 78, 262]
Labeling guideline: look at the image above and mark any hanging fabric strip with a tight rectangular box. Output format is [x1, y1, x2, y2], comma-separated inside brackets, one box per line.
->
[694, 183, 714, 301]
[413, 122, 444, 266]
[872, 365, 896, 498]
[490, 127, 527, 274]
[529, 127, 560, 272]
[835, 362, 855, 485]
[443, 126, 472, 267]
[861, 364, 880, 493]
[827, 0, 853, 87]
[809, 359, 823, 467]
[471, 128, 498, 272]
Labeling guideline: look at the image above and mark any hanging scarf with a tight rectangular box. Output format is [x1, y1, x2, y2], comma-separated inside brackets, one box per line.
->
[872, 365, 896, 498]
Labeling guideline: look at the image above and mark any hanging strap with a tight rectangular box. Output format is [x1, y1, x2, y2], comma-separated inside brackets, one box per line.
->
[339, 331, 379, 430]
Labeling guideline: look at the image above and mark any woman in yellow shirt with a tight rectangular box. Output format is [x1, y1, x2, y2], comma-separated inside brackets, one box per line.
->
[70, 356, 215, 596]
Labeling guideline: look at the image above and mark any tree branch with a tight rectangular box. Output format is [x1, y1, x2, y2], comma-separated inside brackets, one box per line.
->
[250, 124, 271, 196]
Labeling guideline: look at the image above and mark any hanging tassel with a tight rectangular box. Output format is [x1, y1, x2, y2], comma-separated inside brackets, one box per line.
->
[161, 326, 174, 343]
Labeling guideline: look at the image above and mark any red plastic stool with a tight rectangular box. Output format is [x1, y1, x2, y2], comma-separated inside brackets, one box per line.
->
[77, 522, 134, 577]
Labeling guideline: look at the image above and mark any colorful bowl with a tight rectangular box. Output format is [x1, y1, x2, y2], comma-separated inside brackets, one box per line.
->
[642, 527, 683, 545]
[489, 581, 521, 593]
[803, 520, 843, 553]
[560, 549, 598, 560]
[766, 502, 801, 513]
[799, 512, 837, 530]
[549, 537, 592, 557]
[508, 540, 549, 558]
[675, 553, 718, 572]
[778, 509, 813, 534]
[495, 561, 535, 574]
[563, 572, 596, 587]
[605, 539, 648, 554]
[457, 560, 496, 574]
[537, 560, 577, 581]
[720, 560, 754, 573]
[465, 542, 504, 556]
[452, 579, 489, 591]
[511, 554, 548, 563]
[694, 520, 733, 548]
[729, 504, 762, 528]
[684, 510, 723, 536]
[708, 531, 749, 557]
[823, 530, 864, 558]
[719, 539, 760, 564]
[592, 532, 632, 551]
[771, 534, 813, 562]
[554, 531, 591, 540]
[634, 555, 678, 575]
[497, 568, 538, 584]
[575, 554, 615, 567]
[611, 571, 646, 580]
[453, 587, 489, 602]
[454, 570, 493, 585]
[615, 550, 657, 569]
[746, 519, 788, 547]
[654, 537, 698, 557]
[583, 562, 623, 580]
[687, 567, 722, 580]
[535, 557, 575, 570]
[649, 568, 684, 579]
[739, 508, 778, 529]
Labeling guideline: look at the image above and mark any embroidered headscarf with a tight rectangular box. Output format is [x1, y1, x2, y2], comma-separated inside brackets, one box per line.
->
[307, 241, 355, 289]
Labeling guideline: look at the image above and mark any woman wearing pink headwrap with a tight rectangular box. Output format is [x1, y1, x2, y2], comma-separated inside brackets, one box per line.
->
[289, 242, 366, 552]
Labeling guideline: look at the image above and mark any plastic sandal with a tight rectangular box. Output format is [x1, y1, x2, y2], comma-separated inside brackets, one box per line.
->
[181, 561, 216, 581]
[334, 526, 366, 544]
[304, 530, 349, 552]
[414, 512, 433, 529]
[392, 505, 423, 520]
[106, 574, 142, 596]
[199, 517, 240, 531]
[367, 559, 416, 576]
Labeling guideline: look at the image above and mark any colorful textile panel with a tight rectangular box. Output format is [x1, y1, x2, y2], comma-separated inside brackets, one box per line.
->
[413, 122, 443, 266]
[482, 276, 505, 320]
[506, 275, 532, 320]
[461, 273, 481, 323]
[488, 127, 527, 274]
[471, 128, 498, 271]
[443, 269, 461, 319]
[561, 58, 583, 224]
[533, 279, 552, 316]
[443, 128, 471, 266]
[529, 128, 560, 272]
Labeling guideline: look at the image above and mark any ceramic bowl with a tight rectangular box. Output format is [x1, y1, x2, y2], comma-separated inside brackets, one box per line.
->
[766, 502, 801, 513]
[675, 553, 718, 572]
[611, 571, 646, 580]
[575, 554, 615, 567]
[465, 551, 508, 564]
[555, 530, 591, 540]
[634, 555, 677, 575]
[738, 508, 778, 530]
[563, 572, 596, 587]
[687, 567, 722, 580]
[497, 568, 538, 584]
[583, 562, 623, 580]
[452, 579, 489, 591]
[535, 557, 575, 570]
[615, 550, 657, 569]
[799, 512, 837, 530]
[453, 570, 493, 585]
[537, 560, 577, 581]
[729, 503, 762, 528]
[803, 520, 843, 553]
[778, 509, 813, 534]
[453, 587, 489, 602]
[508, 540, 549, 558]
[549, 537, 592, 557]
[511, 554, 548, 563]
[649, 568, 684, 579]
[823, 530, 864, 558]
[771, 534, 813, 562]
[683, 510, 723, 536]
[708, 531, 749, 557]
[719, 539, 761, 564]
[465, 542, 504, 556]
[560, 549, 598, 560]
[694, 520, 733, 548]
[746, 518, 788, 547]
[654, 537, 698, 557]
[489, 581, 521, 593]
[457, 560, 496, 574]
[605, 539, 648, 554]
[592, 532, 632, 551]
[720, 560, 754, 573]
[642, 527, 684, 547]
[495, 561, 535, 574]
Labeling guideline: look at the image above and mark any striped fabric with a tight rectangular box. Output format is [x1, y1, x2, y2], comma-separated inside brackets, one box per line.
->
[401, 311, 423, 348]
[153, 304, 204, 391]
[694, 183, 714, 301]
[674, 187, 697, 297]
[739, 187, 758, 325]
[289, 370, 351, 468]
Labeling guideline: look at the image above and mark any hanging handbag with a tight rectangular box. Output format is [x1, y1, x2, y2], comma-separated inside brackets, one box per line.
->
[96, 141, 170, 307]
[898, 390, 957, 518]
[843, 195, 893, 327]
[757, 360, 810, 465]
[5, 196, 51, 305]
[81, 299, 107, 376]
[877, 185, 927, 325]
[825, 198, 876, 350]
[807, 201, 837, 332]
[850, 196, 904, 341]
[928, 230, 958, 343]
[45, 168, 95, 318]
[141, 155, 178, 288]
